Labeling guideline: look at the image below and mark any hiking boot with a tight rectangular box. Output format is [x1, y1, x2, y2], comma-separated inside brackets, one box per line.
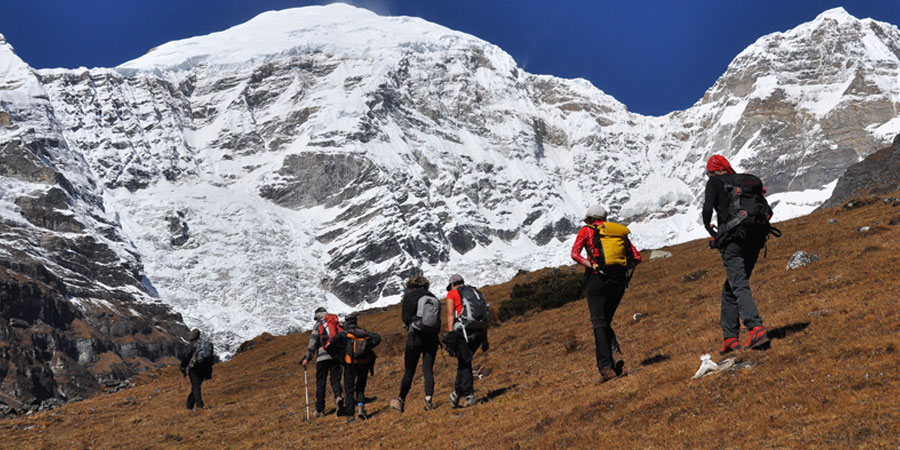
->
[390, 397, 405, 413]
[314, 410, 325, 418]
[612, 350, 626, 376]
[449, 391, 460, 408]
[335, 396, 344, 413]
[424, 396, 434, 411]
[745, 326, 771, 350]
[598, 367, 618, 384]
[719, 337, 742, 355]
[356, 404, 367, 420]
[463, 395, 476, 407]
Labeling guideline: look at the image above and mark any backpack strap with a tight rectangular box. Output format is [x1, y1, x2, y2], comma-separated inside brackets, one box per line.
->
[584, 224, 606, 270]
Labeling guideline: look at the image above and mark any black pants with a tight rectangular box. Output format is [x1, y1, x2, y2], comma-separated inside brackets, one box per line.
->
[453, 332, 485, 397]
[399, 330, 438, 400]
[719, 232, 765, 339]
[315, 359, 343, 413]
[343, 363, 371, 414]
[585, 271, 626, 371]
[186, 370, 204, 409]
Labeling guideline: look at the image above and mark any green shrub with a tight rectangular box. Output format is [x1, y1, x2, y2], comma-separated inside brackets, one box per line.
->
[497, 269, 584, 321]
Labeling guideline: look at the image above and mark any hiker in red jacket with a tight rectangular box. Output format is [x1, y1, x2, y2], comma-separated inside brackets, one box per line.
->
[571, 204, 642, 383]
[702, 154, 773, 354]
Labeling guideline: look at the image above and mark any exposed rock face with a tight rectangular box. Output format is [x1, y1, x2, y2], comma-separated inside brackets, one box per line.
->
[1, 6, 899, 359]
[820, 134, 900, 208]
[0, 34, 188, 408]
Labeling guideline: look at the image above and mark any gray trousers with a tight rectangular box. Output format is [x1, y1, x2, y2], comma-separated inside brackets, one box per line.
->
[719, 232, 765, 339]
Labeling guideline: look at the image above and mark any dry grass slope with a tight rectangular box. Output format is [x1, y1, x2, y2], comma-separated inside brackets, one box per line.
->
[4, 194, 900, 449]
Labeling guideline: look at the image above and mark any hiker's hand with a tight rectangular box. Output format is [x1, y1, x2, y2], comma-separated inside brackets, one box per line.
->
[300, 357, 308, 367]
[481, 340, 489, 352]
[705, 224, 717, 237]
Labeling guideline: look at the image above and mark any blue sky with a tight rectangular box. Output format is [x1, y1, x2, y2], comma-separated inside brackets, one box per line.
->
[1, 1, 898, 116]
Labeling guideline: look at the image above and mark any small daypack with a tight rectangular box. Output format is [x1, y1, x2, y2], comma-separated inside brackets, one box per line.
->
[457, 286, 490, 330]
[343, 332, 373, 365]
[586, 221, 635, 269]
[318, 314, 343, 356]
[191, 340, 215, 368]
[715, 173, 780, 245]
[411, 295, 441, 335]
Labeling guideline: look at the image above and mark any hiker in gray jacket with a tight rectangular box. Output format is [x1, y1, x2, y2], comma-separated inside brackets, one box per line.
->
[300, 307, 344, 417]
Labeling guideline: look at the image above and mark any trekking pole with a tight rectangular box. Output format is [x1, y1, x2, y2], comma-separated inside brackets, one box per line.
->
[303, 366, 310, 421]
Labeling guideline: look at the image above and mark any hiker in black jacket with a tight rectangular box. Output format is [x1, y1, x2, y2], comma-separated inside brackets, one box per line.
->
[390, 276, 440, 413]
[300, 307, 344, 417]
[340, 313, 381, 421]
[703, 155, 772, 355]
[179, 328, 213, 410]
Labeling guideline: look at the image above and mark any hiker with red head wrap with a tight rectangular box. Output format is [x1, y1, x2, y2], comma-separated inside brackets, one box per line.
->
[702, 155, 774, 356]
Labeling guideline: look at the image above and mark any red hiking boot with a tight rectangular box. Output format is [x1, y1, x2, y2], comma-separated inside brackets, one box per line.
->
[744, 326, 771, 350]
[719, 337, 742, 355]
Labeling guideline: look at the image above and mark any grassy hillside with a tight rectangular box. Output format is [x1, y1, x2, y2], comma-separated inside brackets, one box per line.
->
[4, 194, 900, 449]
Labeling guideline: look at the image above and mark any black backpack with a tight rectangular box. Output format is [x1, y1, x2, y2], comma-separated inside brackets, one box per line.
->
[715, 173, 780, 244]
[191, 340, 215, 368]
[457, 286, 490, 330]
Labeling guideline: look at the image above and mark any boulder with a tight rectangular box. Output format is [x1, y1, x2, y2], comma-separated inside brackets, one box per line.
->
[787, 251, 819, 270]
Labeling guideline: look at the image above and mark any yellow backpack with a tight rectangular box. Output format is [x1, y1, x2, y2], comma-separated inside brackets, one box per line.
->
[587, 221, 634, 268]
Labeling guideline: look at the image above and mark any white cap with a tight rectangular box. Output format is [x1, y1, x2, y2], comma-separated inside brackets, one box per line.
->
[586, 204, 608, 220]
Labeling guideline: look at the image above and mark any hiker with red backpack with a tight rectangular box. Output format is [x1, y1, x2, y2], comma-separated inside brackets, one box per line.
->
[442, 274, 490, 408]
[571, 205, 642, 384]
[339, 312, 381, 422]
[300, 307, 344, 418]
[703, 155, 779, 355]
[390, 275, 441, 413]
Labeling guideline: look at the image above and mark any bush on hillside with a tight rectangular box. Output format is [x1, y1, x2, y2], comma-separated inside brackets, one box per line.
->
[497, 269, 584, 321]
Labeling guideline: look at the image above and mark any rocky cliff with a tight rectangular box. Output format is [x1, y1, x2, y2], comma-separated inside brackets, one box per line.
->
[821, 133, 900, 208]
[0, 34, 188, 410]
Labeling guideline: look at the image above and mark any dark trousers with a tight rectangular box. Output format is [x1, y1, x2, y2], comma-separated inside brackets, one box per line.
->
[186, 370, 204, 409]
[315, 359, 343, 413]
[719, 233, 765, 339]
[343, 363, 370, 414]
[585, 271, 626, 371]
[399, 330, 438, 400]
[453, 332, 484, 397]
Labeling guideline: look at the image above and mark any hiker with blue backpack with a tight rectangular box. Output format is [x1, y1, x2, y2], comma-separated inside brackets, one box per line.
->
[442, 274, 490, 408]
[300, 307, 345, 418]
[571, 205, 642, 384]
[703, 155, 779, 355]
[180, 328, 215, 409]
[339, 312, 381, 422]
[390, 276, 441, 413]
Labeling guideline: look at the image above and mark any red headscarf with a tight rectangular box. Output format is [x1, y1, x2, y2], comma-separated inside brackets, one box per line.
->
[706, 155, 735, 174]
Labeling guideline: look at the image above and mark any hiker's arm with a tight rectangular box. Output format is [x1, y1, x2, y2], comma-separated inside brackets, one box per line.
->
[702, 178, 718, 237]
[629, 241, 642, 265]
[301, 327, 319, 366]
[445, 294, 456, 333]
[570, 227, 593, 269]
[400, 292, 415, 327]
[369, 331, 382, 347]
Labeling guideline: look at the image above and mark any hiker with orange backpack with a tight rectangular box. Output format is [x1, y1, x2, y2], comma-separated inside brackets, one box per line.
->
[390, 275, 441, 413]
[571, 205, 642, 384]
[300, 307, 344, 418]
[339, 312, 381, 422]
[703, 155, 778, 355]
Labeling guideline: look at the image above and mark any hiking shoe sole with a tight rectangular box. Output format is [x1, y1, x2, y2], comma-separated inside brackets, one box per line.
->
[748, 335, 771, 350]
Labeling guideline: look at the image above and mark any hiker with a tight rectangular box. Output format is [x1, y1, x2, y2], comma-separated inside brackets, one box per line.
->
[570, 204, 642, 383]
[340, 312, 381, 422]
[180, 328, 215, 409]
[300, 307, 344, 418]
[702, 154, 776, 354]
[390, 276, 441, 413]
[442, 274, 490, 408]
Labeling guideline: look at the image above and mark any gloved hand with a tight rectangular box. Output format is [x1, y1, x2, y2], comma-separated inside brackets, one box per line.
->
[481, 338, 489, 352]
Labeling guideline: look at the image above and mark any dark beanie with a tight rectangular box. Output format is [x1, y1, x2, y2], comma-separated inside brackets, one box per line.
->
[188, 329, 200, 341]
[344, 313, 359, 328]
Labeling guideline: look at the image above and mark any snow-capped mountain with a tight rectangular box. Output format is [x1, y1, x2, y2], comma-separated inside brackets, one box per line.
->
[2, 4, 899, 363]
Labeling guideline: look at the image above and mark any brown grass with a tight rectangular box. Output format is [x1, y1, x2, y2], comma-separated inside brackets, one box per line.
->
[4, 195, 900, 449]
